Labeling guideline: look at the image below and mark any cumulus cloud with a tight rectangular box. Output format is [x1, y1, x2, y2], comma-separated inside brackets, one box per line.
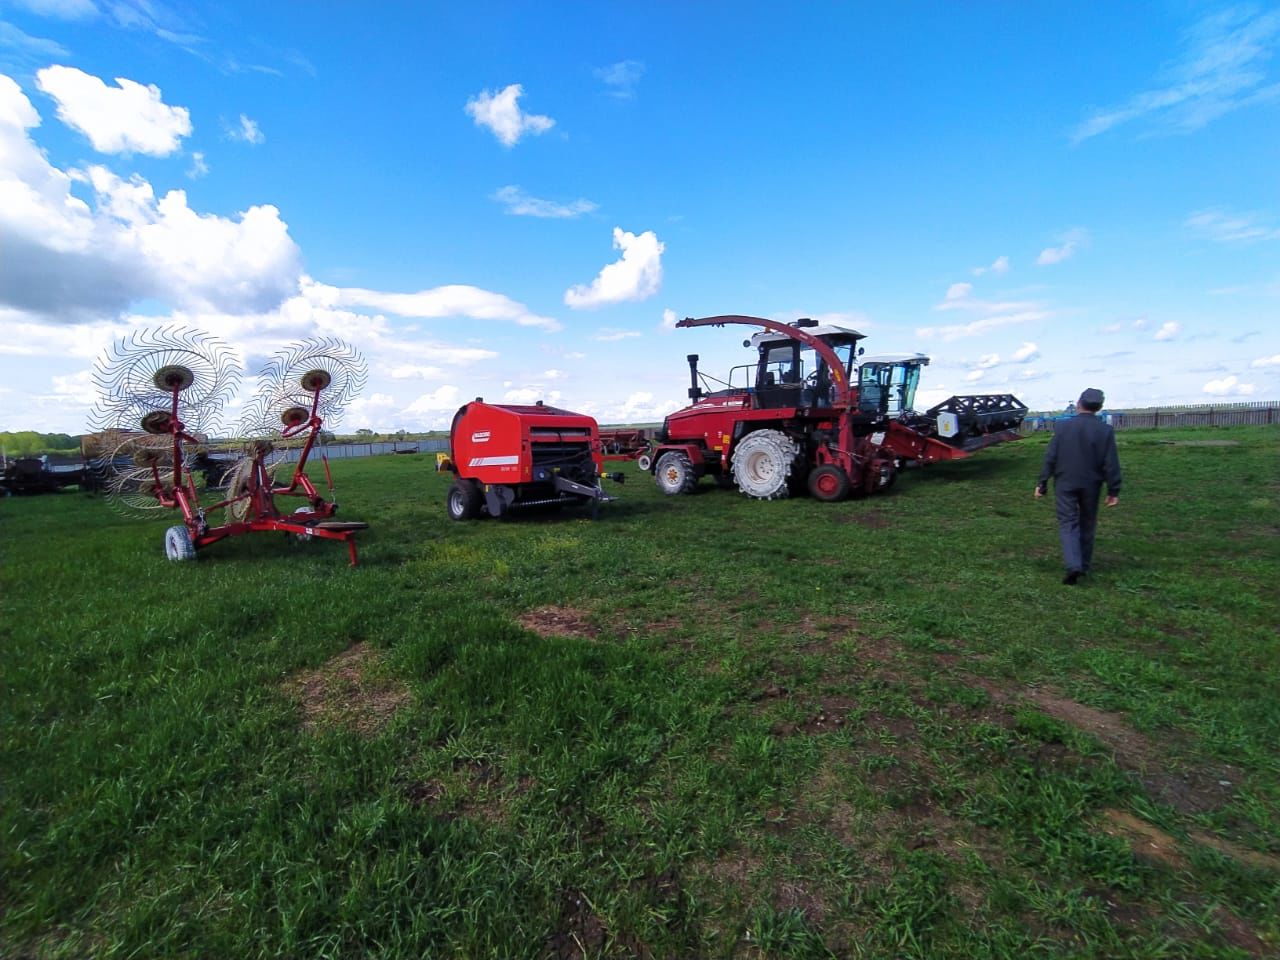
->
[1072, 8, 1280, 142]
[327, 283, 560, 331]
[1203, 375, 1256, 396]
[1186, 208, 1280, 243]
[1036, 228, 1088, 266]
[594, 60, 645, 99]
[227, 113, 264, 144]
[1012, 342, 1039, 362]
[972, 255, 1009, 276]
[0, 78, 301, 320]
[187, 151, 208, 178]
[465, 83, 554, 147]
[1251, 354, 1280, 367]
[402, 385, 462, 414]
[35, 65, 191, 155]
[660, 307, 678, 331]
[1154, 321, 1181, 341]
[564, 227, 664, 309]
[976, 353, 1000, 369]
[964, 370, 984, 382]
[492, 184, 596, 218]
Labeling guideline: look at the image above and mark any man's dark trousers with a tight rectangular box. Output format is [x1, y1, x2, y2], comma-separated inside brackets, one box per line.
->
[1055, 484, 1101, 574]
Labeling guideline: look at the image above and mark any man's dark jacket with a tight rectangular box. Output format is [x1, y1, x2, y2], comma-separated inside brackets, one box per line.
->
[1037, 412, 1122, 495]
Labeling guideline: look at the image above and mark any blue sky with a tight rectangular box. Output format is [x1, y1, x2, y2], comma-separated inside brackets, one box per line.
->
[1, 0, 1277, 435]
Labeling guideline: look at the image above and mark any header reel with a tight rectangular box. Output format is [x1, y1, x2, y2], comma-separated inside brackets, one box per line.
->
[90, 327, 370, 565]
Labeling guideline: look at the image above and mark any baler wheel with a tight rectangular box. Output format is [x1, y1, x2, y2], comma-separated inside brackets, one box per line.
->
[654, 452, 698, 496]
[807, 465, 850, 502]
[164, 525, 196, 561]
[447, 479, 483, 520]
[731, 429, 799, 500]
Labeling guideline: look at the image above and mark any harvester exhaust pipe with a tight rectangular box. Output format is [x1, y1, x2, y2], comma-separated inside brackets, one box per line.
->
[687, 354, 703, 400]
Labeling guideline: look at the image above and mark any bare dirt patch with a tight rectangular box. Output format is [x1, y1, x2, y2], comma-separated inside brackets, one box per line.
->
[968, 680, 1239, 815]
[1099, 809, 1189, 870]
[1188, 830, 1280, 872]
[545, 889, 608, 959]
[519, 606, 599, 640]
[282, 642, 410, 736]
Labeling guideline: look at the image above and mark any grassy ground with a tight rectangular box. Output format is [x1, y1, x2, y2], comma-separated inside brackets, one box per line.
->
[2, 425, 1277, 959]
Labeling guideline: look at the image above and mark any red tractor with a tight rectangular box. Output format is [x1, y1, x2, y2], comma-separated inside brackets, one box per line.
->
[446, 399, 621, 520]
[644, 315, 1026, 501]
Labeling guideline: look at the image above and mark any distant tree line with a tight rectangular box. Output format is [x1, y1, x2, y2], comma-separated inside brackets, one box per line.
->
[0, 432, 82, 456]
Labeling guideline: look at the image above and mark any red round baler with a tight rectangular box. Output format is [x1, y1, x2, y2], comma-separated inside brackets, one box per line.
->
[445, 399, 620, 520]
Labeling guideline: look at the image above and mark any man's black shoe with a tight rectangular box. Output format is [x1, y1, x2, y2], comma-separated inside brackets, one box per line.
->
[1063, 570, 1082, 585]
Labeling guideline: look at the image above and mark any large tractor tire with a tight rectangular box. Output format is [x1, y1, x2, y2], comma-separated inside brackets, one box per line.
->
[654, 451, 698, 496]
[731, 430, 800, 500]
[446, 479, 483, 520]
[807, 464, 850, 502]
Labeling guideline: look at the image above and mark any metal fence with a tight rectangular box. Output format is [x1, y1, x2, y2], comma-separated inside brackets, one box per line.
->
[273, 439, 449, 461]
[1023, 400, 1278, 433]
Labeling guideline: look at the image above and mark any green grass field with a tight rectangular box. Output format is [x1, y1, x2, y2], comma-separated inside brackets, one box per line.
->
[2, 426, 1278, 959]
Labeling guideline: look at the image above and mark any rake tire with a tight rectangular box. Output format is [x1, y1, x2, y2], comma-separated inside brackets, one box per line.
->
[164, 525, 196, 561]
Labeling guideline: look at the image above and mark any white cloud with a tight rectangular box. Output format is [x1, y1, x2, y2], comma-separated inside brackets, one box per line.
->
[564, 227, 664, 308]
[594, 60, 645, 99]
[0, 22, 70, 60]
[492, 185, 596, 219]
[1100, 322, 1123, 334]
[592, 328, 641, 342]
[1251, 354, 1280, 367]
[227, 113, 264, 144]
[543, 368, 566, 380]
[10, 0, 97, 20]
[565, 351, 586, 360]
[465, 83, 554, 147]
[1072, 8, 1280, 142]
[329, 283, 560, 331]
[660, 308, 678, 331]
[964, 370, 984, 382]
[187, 151, 208, 178]
[972, 255, 1009, 276]
[388, 365, 446, 380]
[919, 282, 1049, 340]
[977, 353, 1000, 369]
[403, 385, 462, 414]
[502, 387, 541, 404]
[1036, 229, 1088, 266]
[1186, 208, 1280, 243]
[1154, 321, 1181, 341]
[1133, 318, 1148, 330]
[1012, 342, 1039, 362]
[35, 65, 190, 156]
[1203, 375, 1256, 396]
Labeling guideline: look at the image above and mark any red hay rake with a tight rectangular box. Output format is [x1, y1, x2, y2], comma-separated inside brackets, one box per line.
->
[91, 328, 369, 564]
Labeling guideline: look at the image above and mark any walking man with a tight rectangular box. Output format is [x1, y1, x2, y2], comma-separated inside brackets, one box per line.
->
[1034, 388, 1122, 584]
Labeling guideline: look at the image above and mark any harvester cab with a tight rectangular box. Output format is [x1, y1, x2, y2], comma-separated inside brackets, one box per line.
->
[856, 355, 930, 419]
[743, 321, 867, 411]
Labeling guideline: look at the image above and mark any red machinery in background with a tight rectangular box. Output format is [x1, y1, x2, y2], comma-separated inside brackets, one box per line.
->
[644, 315, 1026, 501]
[445, 399, 622, 520]
[91, 329, 369, 563]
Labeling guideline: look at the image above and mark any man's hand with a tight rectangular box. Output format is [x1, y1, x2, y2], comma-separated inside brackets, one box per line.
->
[1034, 485, 1045, 499]
[1105, 495, 1119, 508]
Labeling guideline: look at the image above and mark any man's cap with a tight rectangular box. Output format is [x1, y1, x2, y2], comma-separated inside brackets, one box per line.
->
[1079, 387, 1105, 406]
